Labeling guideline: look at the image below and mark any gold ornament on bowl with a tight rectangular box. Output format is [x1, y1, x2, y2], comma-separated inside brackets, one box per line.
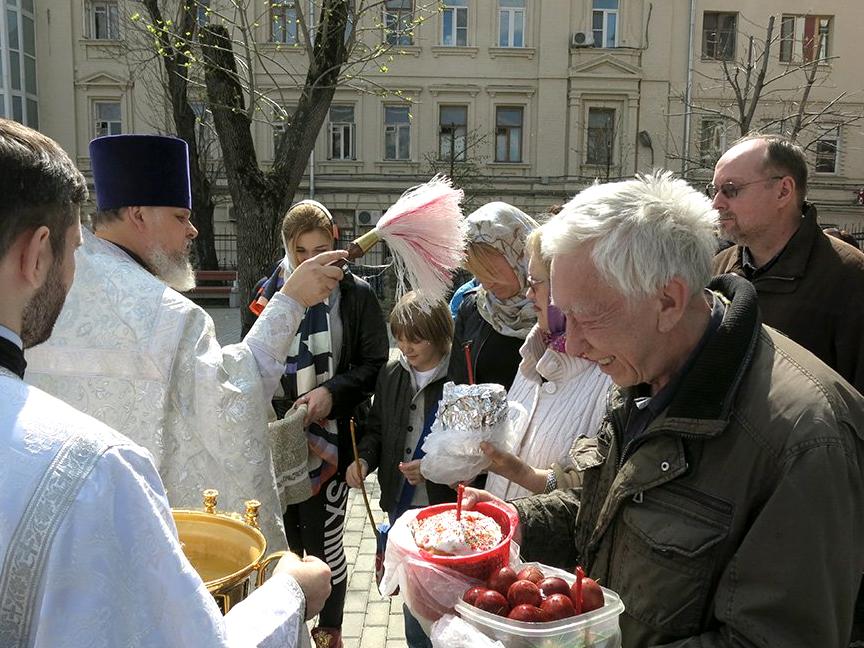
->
[172, 489, 286, 613]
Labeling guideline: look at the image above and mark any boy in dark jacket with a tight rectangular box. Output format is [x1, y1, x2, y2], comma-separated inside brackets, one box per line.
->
[346, 291, 455, 648]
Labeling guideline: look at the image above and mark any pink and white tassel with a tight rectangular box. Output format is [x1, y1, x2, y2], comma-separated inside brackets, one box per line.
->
[345, 175, 467, 305]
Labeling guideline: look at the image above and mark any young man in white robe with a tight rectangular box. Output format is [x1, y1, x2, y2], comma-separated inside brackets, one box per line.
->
[25, 134, 333, 549]
[0, 118, 340, 646]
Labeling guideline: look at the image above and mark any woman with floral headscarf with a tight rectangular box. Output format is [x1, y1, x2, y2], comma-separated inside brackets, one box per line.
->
[448, 202, 539, 391]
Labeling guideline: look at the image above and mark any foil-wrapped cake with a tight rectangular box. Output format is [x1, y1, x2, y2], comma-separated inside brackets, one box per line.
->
[419, 382, 523, 485]
[437, 382, 509, 432]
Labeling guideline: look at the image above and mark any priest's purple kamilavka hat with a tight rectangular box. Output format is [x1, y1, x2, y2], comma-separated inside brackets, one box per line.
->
[89, 134, 191, 211]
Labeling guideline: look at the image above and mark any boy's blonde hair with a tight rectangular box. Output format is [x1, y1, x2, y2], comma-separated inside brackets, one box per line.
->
[389, 292, 454, 357]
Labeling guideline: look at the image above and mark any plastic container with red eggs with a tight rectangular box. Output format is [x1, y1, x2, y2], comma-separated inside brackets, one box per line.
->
[454, 561, 624, 648]
[384, 501, 624, 647]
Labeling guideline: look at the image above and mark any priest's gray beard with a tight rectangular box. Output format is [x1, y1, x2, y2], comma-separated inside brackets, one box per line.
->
[21, 258, 67, 349]
[149, 246, 196, 292]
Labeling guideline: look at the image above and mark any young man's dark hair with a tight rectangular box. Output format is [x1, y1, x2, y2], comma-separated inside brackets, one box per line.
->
[0, 118, 88, 258]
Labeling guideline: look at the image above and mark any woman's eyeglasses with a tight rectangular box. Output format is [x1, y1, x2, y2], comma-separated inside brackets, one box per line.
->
[526, 276, 546, 289]
[705, 176, 784, 200]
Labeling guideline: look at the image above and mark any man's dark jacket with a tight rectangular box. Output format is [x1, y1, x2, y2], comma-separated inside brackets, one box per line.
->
[513, 275, 864, 647]
[714, 203, 864, 394]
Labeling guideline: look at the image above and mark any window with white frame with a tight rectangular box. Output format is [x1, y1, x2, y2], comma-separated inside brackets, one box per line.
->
[495, 106, 523, 162]
[384, 106, 411, 160]
[384, 0, 413, 46]
[498, 0, 524, 48]
[4, 2, 39, 128]
[592, 0, 618, 49]
[586, 107, 615, 166]
[702, 12, 736, 60]
[439, 105, 467, 160]
[329, 105, 355, 160]
[86, 0, 120, 40]
[441, 0, 468, 47]
[779, 15, 832, 63]
[93, 100, 122, 138]
[271, 1, 299, 45]
[815, 128, 839, 174]
[699, 117, 728, 167]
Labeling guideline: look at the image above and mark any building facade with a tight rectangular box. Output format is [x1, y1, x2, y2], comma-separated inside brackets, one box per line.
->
[30, 0, 864, 268]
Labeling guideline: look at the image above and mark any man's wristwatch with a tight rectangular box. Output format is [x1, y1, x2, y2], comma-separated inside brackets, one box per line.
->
[543, 469, 558, 494]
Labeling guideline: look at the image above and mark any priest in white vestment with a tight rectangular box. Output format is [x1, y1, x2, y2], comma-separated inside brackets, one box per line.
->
[25, 135, 336, 550]
[0, 118, 333, 647]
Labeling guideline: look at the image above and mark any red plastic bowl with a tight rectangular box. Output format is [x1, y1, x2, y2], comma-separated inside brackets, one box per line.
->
[414, 501, 519, 582]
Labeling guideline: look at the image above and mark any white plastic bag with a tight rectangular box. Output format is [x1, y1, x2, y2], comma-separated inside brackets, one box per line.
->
[380, 509, 482, 631]
[420, 383, 526, 484]
[431, 614, 506, 648]
[380, 508, 522, 633]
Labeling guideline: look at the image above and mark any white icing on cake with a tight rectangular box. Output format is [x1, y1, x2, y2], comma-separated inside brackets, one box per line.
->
[412, 509, 503, 556]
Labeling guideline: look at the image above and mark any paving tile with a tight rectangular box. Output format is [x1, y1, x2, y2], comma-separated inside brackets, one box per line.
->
[358, 537, 377, 555]
[344, 516, 366, 532]
[353, 553, 375, 572]
[344, 589, 369, 612]
[349, 568, 373, 591]
[360, 626, 388, 648]
[364, 600, 392, 627]
[342, 531, 362, 548]
[341, 612, 365, 638]
[387, 613, 405, 639]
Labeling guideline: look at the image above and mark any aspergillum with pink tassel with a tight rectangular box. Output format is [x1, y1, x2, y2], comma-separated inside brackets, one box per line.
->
[341, 175, 467, 306]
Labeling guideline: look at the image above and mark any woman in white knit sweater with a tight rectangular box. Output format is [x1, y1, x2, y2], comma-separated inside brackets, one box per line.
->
[483, 228, 611, 500]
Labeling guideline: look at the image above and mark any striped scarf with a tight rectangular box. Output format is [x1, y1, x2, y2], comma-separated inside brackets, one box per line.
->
[283, 299, 339, 495]
[255, 263, 339, 495]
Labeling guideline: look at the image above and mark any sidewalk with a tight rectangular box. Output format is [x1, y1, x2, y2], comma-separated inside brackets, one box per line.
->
[341, 478, 411, 648]
[205, 307, 412, 647]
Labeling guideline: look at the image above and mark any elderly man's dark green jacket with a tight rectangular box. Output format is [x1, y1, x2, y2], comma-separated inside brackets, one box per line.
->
[513, 274, 864, 647]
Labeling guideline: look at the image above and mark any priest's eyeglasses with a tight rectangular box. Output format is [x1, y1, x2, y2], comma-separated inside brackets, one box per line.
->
[705, 176, 784, 200]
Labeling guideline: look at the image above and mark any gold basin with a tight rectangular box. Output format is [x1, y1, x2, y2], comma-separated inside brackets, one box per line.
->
[173, 491, 285, 613]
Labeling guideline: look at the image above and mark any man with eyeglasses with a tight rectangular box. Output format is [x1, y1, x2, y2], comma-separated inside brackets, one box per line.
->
[712, 134, 864, 397]
[712, 135, 864, 645]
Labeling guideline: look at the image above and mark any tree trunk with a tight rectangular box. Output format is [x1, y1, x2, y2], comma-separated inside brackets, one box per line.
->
[141, 0, 219, 270]
[200, 24, 273, 332]
[201, 1, 350, 332]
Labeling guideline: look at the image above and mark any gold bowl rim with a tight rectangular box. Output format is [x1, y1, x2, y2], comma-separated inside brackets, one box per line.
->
[172, 508, 268, 593]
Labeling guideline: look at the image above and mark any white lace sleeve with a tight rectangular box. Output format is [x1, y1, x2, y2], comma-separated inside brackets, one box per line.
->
[224, 571, 308, 648]
[31, 443, 305, 648]
[244, 292, 306, 400]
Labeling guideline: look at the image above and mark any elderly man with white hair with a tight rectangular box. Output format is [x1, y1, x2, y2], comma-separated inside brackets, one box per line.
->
[463, 172, 864, 647]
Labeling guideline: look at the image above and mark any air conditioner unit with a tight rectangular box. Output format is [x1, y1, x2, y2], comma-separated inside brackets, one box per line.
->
[355, 209, 382, 228]
[571, 31, 595, 48]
